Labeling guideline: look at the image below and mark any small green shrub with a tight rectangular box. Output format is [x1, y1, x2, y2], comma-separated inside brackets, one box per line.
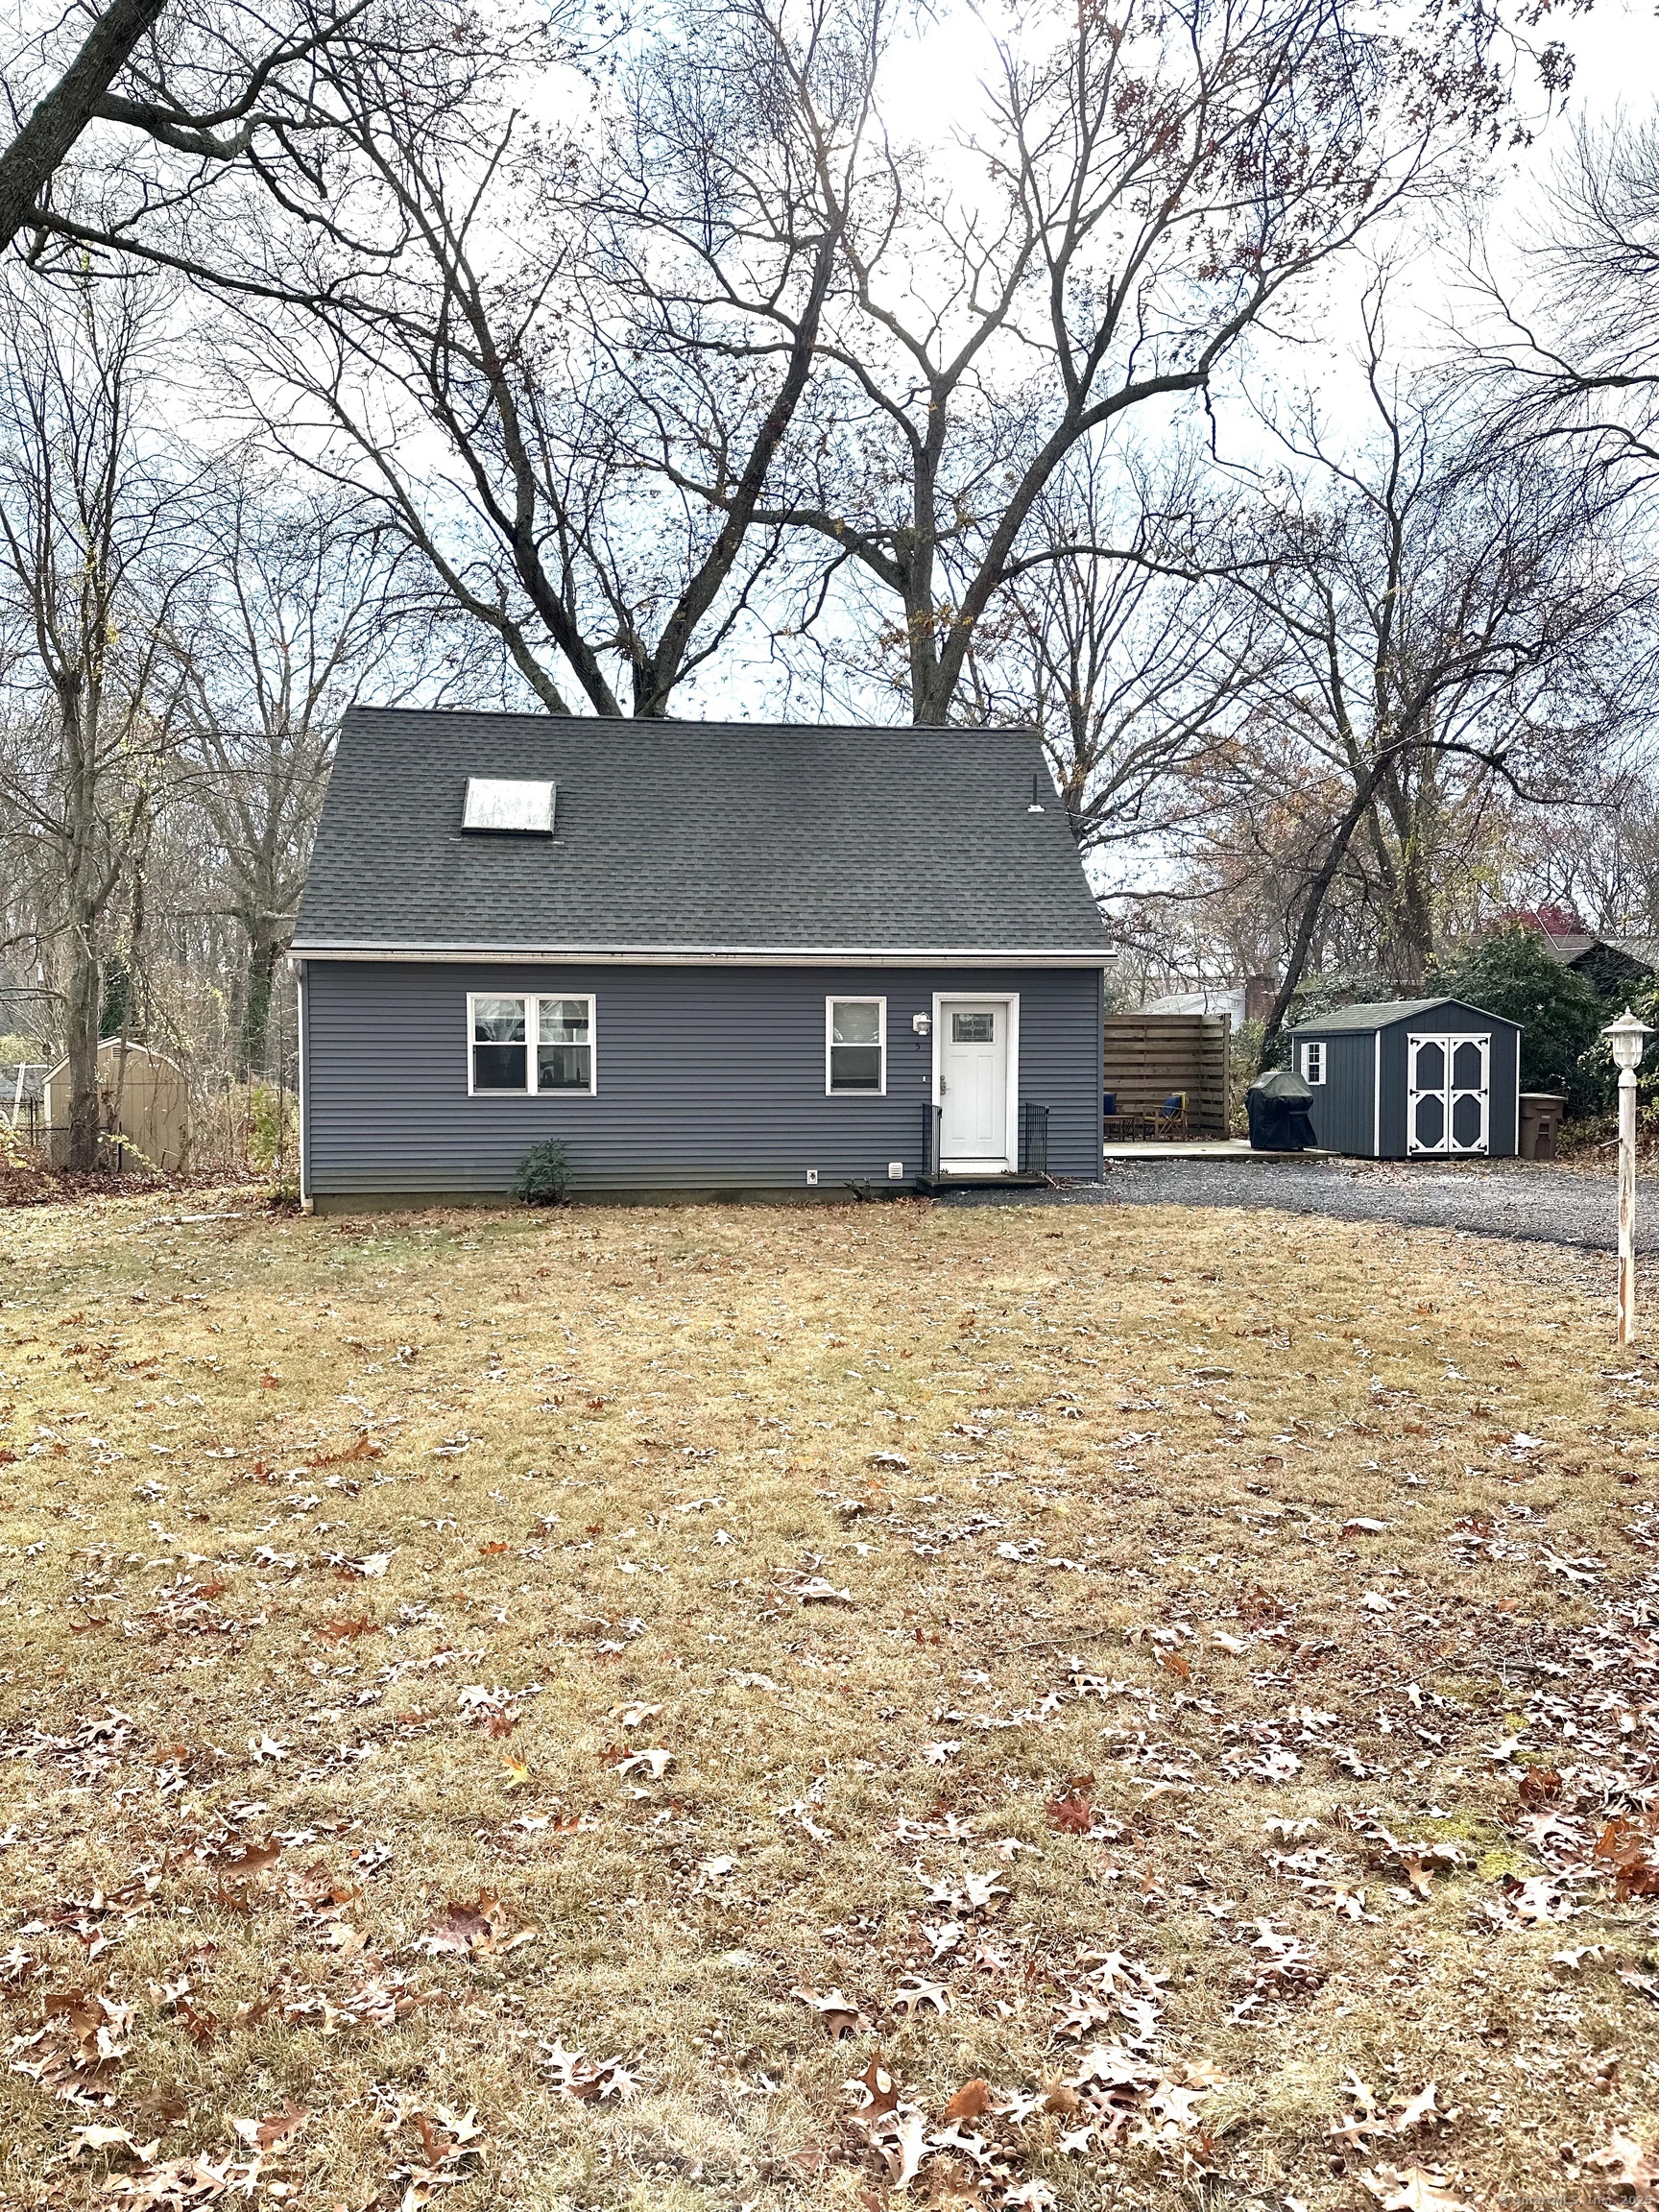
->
[249, 1082, 299, 1173]
[513, 1139, 572, 1206]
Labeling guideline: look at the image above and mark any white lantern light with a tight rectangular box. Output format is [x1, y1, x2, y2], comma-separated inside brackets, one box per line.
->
[1605, 1007, 1653, 1072]
[1606, 1006, 1652, 1347]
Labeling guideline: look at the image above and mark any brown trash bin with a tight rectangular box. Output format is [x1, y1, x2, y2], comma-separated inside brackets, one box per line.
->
[1518, 1092, 1565, 1161]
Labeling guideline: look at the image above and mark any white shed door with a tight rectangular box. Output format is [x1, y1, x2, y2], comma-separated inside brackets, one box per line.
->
[940, 1002, 1009, 1166]
[1407, 1033, 1490, 1156]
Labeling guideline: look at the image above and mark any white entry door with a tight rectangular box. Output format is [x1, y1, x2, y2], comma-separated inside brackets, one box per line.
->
[1407, 1032, 1490, 1156]
[939, 1000, 1012, 1168]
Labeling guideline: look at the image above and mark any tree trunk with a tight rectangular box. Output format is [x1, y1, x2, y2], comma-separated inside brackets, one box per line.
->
[238, 925, 279, 1079]
[63, 917, 102, 1170]
[1260, 753, 1404, 1062]
[0, 0, 168, 251]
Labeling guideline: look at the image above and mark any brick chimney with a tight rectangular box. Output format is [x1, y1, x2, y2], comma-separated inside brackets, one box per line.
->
[1243, 974, 1277, 1026]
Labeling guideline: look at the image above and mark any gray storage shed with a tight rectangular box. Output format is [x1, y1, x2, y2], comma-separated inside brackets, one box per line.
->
[1283, 998, 1521, 1160]
[292, 710, 1115, 1207]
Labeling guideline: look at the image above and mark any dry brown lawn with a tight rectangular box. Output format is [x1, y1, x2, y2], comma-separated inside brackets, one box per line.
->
[1, 1190, 1658, 2212]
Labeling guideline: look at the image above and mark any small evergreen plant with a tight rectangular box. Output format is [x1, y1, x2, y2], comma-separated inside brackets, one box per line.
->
[513, 1139, 572, 1206]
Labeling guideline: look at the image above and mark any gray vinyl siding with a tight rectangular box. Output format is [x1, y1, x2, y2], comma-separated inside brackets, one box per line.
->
[301, 960, 1103, 1196]
[1303, 1032, 1375, 1156]
[1379, 1024, 1408, 1158]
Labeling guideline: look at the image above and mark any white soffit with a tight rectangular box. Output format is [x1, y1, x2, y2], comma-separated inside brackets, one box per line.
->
[463, 777, 555, 833]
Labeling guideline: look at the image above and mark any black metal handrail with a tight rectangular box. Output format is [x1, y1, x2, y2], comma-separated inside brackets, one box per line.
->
[1022, 1100, 1048, 1176]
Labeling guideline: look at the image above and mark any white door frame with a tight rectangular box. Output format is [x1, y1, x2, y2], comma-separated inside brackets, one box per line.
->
[932, 992, 1020, 1172]
[1407, 1031, 1491, 1156]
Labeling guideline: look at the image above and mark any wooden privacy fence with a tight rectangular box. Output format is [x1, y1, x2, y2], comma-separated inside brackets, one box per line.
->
[1103, 1014, 1231, 1139]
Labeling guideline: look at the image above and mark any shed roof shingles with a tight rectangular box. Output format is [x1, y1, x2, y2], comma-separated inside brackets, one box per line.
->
[294, 710, 1110, 956]
[1287, 997, 1518, 1036]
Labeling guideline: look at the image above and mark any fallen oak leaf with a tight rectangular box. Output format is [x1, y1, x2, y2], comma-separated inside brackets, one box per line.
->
[880, 2105, 928, 2190]
[230, 2101, 309, 2152]
[1046, 1782, 1095, 1835]
[615, 1746, 673, 1781]
[797, 1576, 854, 1605]
[316, 1612, 377, 1644]
[792, 1984, 863, 2037]
[67, 2126, 147, 2158]
[420, 1893, 530, 1958]
[1588, 2128, 1659, 2196]
[1393, 2084, 1448, 2132]
[44, 1987, 132, 2062]
[1361, 2164, 1477, 2212]
[943, 2079, 998, 2122]
[849, 2054, 901, 2123]
[218, 1838, 282, 1882]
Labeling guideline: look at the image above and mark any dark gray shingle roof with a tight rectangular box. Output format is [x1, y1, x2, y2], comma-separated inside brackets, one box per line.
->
[1287, 996, 1517, 1036]
[294, 710, 1111, 959]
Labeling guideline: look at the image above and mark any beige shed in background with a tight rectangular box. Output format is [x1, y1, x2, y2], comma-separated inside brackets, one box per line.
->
[43, 1041, 191, 1170]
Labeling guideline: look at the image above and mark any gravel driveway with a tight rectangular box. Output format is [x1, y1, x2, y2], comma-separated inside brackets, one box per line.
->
[946, 1153, 1651, 1253]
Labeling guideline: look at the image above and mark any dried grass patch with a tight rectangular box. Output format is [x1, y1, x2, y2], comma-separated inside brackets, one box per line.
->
[0, 1190, 1657, 2209]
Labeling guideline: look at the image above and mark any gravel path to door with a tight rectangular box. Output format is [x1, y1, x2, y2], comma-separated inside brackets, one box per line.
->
[945, 1153, 1655, 1254]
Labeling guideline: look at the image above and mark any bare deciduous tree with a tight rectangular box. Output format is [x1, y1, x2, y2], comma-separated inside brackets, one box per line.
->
[962, 445, 1267, 863]
[725, 0, 1534, 725]
[105, 0, 885, 719]
[1471, 114, 1659, 497]
[1204, 295, 1648, 1054]
[2, 0, 372, 254]
[168, 461, 421, 1074]
[0, 271, 196, 1166]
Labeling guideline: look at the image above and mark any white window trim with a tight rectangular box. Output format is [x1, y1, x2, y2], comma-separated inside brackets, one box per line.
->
[826, 996, 887, 1096]
[1301, 1041, 1326, 1086]
[931, 992, 1021, 1172]
[466, 991, 597, 1096]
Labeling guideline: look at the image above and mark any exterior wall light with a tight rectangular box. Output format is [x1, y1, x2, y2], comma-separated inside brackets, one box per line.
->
[912, 1013, 931, 1036]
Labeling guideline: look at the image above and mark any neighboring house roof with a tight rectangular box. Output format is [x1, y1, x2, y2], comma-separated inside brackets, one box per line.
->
[1550, 933, 1659, 974]
[293, 710, 1112, 964]
[1287, 997, 1519, 1036]
[1140, 989, 1245, 1022]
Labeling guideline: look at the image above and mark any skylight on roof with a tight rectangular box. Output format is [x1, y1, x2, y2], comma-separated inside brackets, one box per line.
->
[463, 777, 555, 834]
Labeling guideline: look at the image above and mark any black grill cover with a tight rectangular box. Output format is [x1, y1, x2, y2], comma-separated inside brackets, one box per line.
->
[1246, 1067, 1317, 1152]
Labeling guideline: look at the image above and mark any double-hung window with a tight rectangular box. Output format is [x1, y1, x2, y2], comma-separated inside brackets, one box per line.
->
[1301, 1041, 1326, 1086]
[469, 993, 595, 1094]
[827, 998, 885, 1094]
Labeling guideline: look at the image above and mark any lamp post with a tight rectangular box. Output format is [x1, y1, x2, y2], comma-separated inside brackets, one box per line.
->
[1604, 1007, 1652, 1345]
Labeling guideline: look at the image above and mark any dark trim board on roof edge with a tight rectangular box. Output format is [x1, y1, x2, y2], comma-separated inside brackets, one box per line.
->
[290, 944, 1115, 968]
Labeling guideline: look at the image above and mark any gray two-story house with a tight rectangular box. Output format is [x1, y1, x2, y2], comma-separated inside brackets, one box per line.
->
[292, 710, 1112, 1208]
